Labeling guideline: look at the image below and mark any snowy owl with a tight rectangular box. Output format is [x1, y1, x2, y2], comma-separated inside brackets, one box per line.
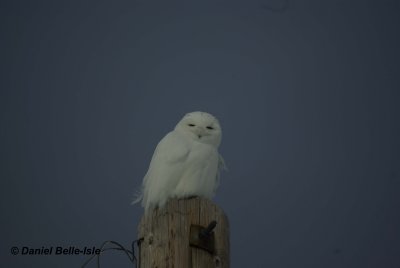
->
[133, 111, 225, 212]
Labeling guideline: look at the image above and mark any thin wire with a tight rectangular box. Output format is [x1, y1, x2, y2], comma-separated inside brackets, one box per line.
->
[81, 239, 140, 268]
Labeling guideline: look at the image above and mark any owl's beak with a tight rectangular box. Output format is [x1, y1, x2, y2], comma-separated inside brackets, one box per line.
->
[195, 126, 205, 139]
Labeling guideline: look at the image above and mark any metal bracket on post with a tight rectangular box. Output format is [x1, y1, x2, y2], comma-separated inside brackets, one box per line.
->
[189, 220, 217, 254]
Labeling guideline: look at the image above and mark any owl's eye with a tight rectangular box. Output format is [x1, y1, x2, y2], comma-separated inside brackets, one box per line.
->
[188, 124, 195, 127]
[206, 126, 214, 130]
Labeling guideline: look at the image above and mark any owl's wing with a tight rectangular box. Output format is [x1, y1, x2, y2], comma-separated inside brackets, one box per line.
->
[211, 154, 227, 194]
[138, 131, 190, 211]
[218, 154, 227, 171]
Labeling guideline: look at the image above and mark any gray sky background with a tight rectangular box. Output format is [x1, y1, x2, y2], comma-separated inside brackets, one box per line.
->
[1, 0, 399, 267]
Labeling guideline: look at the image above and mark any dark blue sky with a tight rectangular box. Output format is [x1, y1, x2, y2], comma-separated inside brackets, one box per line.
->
[1, 0, 399, 267]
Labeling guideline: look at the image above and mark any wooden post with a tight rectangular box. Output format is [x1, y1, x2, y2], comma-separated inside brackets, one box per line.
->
[137, 197, 230, 268]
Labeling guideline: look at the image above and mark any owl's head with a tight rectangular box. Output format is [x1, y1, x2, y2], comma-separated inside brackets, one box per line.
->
[175, 111, 222, 147]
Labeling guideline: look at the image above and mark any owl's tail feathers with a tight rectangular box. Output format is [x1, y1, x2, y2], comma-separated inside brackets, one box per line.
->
[131, 190, 143, 205]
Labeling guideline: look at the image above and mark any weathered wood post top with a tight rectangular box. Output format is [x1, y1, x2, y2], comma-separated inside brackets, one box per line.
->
[138, 197, 230, 268]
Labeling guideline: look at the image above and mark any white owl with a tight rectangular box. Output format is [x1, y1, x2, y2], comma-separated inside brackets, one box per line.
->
[133, 111, 225, 212]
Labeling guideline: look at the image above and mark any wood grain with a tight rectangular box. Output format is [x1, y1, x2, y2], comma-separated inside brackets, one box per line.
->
[138, 197, 229, 268]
